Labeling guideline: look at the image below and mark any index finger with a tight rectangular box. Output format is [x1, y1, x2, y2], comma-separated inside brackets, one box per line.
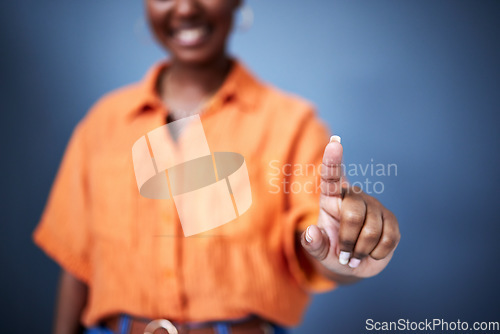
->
[320, 135, 343, 197]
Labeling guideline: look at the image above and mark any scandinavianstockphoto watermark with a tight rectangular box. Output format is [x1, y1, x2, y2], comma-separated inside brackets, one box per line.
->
[268, 159, 398, 195]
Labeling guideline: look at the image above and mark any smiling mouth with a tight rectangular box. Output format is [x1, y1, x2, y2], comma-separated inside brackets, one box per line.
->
[171, 25, 211, 47]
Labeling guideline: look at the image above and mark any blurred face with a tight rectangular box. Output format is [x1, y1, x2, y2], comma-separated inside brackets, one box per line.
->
[145, 0, 240, 65]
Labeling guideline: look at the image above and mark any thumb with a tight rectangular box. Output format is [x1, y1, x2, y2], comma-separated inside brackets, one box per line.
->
[301, 225, 330, 261]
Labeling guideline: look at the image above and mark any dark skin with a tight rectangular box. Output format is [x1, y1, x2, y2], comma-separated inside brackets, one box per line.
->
[53, 0, 400, 332]
[53, 270, 87, 334]
[145, 0, 240, 119]
[300, 139, 400, 282]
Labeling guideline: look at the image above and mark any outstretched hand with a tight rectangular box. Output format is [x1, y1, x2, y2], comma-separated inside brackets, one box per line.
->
[301, 136, 400, 279]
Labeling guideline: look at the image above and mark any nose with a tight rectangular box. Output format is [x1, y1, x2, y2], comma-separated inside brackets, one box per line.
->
[173, 0, 199, 17]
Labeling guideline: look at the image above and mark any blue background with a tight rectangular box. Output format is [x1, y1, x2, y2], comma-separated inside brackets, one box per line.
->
[1, 0, 499, 333]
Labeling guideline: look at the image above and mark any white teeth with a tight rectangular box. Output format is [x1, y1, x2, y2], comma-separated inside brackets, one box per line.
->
[175, 27, 207, 45]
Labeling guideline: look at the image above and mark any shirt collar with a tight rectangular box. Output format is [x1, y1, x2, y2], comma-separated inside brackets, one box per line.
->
[126, 59, 261, 119]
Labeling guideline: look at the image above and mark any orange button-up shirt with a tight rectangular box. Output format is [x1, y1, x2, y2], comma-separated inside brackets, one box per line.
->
[33, 60, 335, 327]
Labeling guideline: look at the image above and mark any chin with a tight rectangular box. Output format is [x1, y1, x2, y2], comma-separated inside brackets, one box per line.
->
[169, 48, 227, 66]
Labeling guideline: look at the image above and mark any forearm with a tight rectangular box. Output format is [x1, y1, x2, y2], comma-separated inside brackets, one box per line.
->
[53, 269, 88, 334]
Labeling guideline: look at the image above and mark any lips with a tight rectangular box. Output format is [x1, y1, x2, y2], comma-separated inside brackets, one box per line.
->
[171, 25, 210, 47]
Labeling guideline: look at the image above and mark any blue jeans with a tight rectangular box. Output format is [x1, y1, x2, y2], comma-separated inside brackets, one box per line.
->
[85, 314, 288, 334]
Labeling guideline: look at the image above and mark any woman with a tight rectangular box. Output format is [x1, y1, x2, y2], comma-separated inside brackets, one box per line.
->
[34, 0, 400, 333]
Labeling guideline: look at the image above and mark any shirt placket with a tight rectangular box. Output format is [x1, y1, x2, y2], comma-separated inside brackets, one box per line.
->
[149, 108, 188, 322]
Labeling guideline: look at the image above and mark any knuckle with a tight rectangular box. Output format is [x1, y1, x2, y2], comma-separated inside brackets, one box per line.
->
[384, 210, 398, 223]
[394, 231, 401, 245]
[362, 228, 381, 242]
[346, 185, 363, 195]
[380, 236, 397, 249]
[320, 182, 342, 197]
[365, 194, 381, 206]
[309, 246, 324, 259]
[321, 172, 341, 183]
[342, 210, 365, 227]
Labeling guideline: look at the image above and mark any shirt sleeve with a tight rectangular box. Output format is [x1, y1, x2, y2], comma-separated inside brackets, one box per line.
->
[283, 110, 337, 293]
[33, 121, 92, 283]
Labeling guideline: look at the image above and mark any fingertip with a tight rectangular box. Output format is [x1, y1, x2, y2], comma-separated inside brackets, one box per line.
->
[302, 225, 330, 261]
[302, 225, 327, 252]
[305, 226, 313, 243]
[323, 139, 343, 166]
[339, 251, 350, 265]
[348, 257, 361, 268]
[330, 135, 341, 144]
[304, 225, 322, 245]
[306, 225, 323, 243]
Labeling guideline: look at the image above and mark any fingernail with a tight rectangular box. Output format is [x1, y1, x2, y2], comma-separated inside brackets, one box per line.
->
[348, 258, 361, 268]
[305, 226, 313, 243]
[330, 135, 341, 144]
[338, 198, 342, 211]
[339, 251, 350, 265]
